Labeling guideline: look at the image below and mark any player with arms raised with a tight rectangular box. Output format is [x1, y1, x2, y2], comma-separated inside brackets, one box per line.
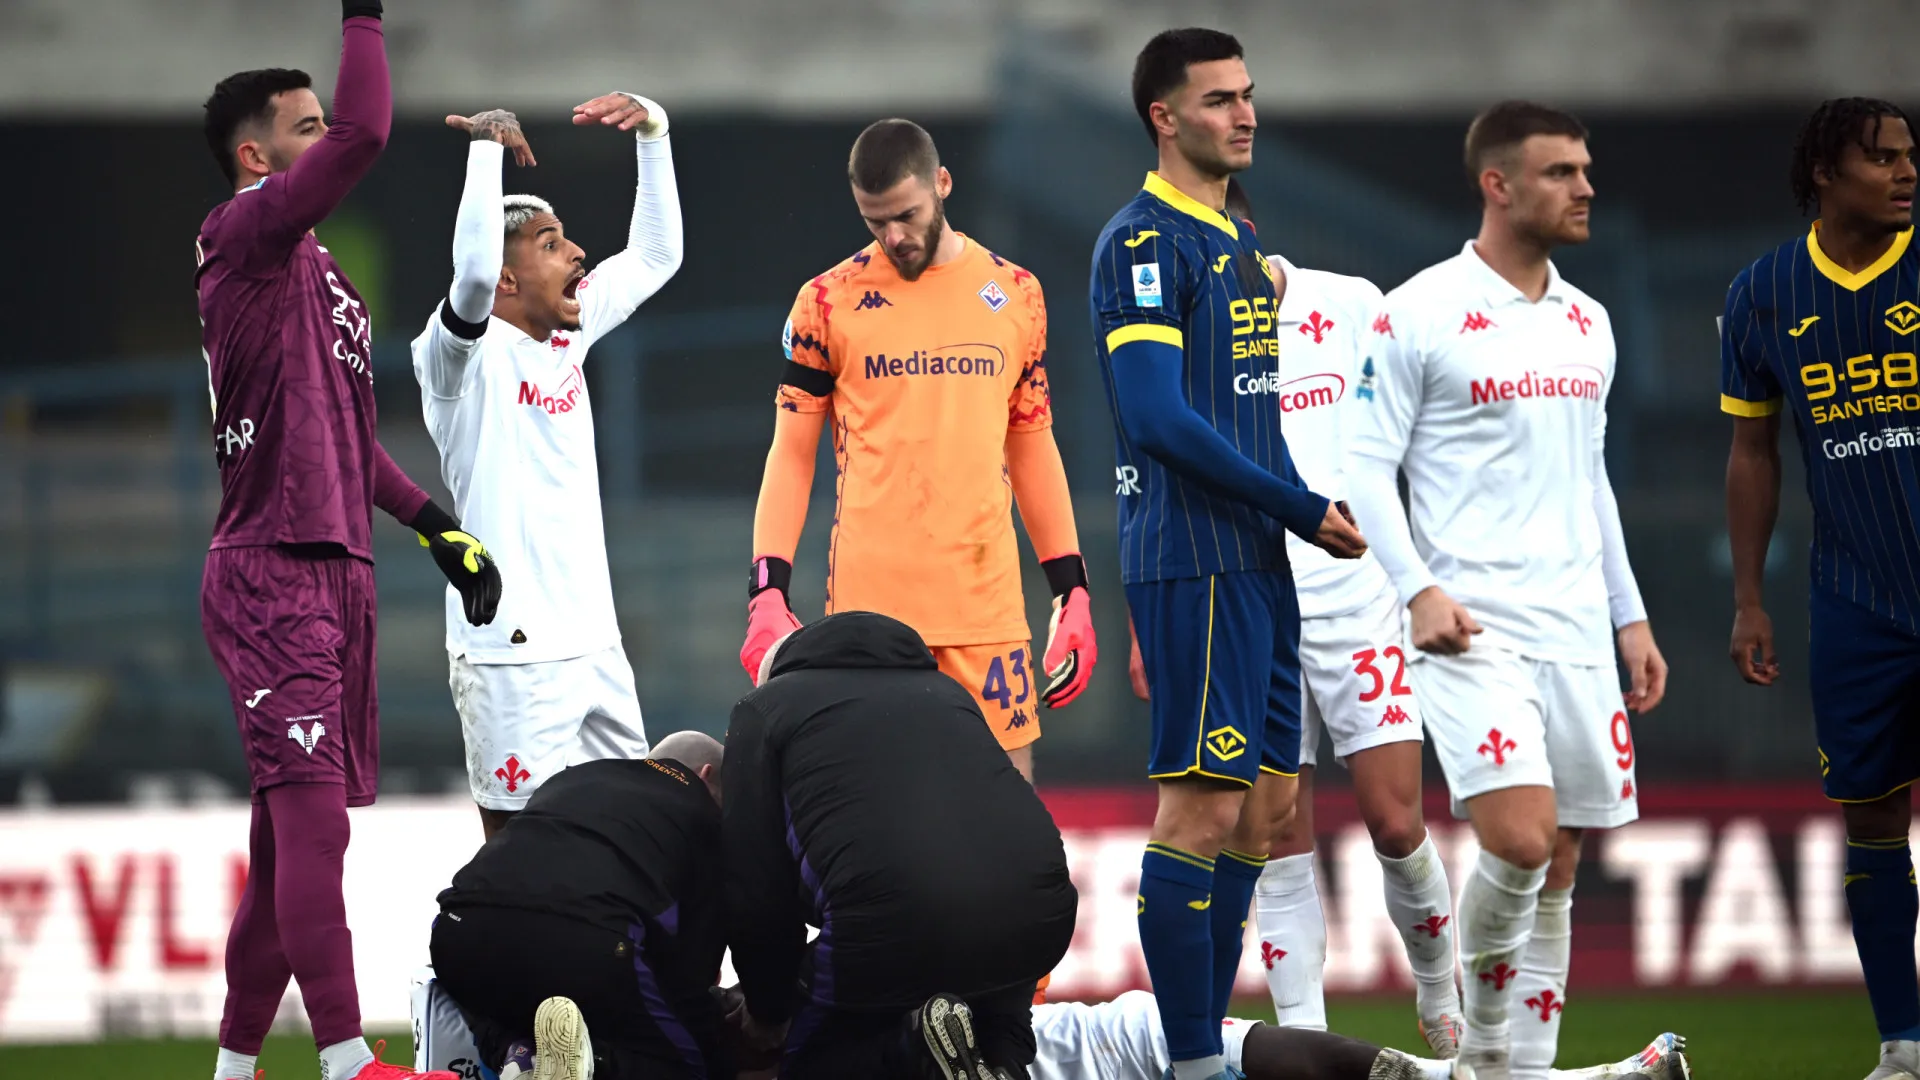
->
[1347, 102, 1666, 1080]
[194, 3, 498, 1079]
[413, 91, 681, 836]
[1091, 29, 1367, 1080]
[1722, 98, 1920, 1080]
[742, 119, 1096, 782]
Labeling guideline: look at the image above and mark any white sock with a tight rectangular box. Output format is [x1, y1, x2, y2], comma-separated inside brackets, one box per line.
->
[1254, 852, 1328, 1030]
[317, 1037, 375, 1080]
[214, 1047, 258, 1080]
[1172, 1054, 1227, 1080]
[1507, 886, 1572, 1078]
[1456, 850, 1546, 1059]
[1378, 833, 1460, 1022]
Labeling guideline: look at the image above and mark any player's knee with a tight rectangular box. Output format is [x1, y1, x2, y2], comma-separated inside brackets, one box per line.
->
[1365, 810, 1426, 860]
[1481, 826, 1553, 871]
[1843, 791, 1912, 841]
[1154, 787, 1244, 853]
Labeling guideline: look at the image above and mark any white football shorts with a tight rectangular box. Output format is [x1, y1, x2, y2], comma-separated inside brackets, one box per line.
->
[1416, 646, 1639, 829]
[450, 644, 649, 811]
[1029, 991, 1257, 1080]
[1299, 583, 1425, 768]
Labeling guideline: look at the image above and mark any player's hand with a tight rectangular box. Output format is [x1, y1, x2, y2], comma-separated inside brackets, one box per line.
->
[1311, 500, 1368, 560]
[1039, 555, 1096, 708]
[444, 109, 536, 167]
[1617, 620, 1668, 713]
[742, 593, 803, 686]
[1127, 617, 1150, 702]
[573, 92, 668, 137]
[1729, 604, 1778, 686]
[422, 529, 503, 626]
[1409, 585, 1481, 655]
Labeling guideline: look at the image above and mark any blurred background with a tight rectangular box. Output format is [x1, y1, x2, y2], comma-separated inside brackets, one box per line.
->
[0, 0, 1908, 1068]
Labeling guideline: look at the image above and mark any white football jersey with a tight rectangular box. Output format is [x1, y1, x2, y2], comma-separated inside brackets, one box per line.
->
[1269, 254, 1396, 621]
[1348, 241, 1616, 664]
[1029, 992, 1256, 1080]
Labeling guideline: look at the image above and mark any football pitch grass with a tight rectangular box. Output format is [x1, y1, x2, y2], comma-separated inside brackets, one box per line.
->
[12, 989, 1873, 1078]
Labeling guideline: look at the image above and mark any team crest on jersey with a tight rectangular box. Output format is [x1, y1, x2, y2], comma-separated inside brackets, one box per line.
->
[1132, 263, 1162, 308]
[1887, 301, 1920, 336]
[978, 280, 1009, 313]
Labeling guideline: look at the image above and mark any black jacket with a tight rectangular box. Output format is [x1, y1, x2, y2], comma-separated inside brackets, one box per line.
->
[438, 757, 725, 989]
[723, 612, 1077, 1023]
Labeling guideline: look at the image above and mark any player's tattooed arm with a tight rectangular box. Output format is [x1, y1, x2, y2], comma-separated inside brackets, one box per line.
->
[444, 109, 536, 167]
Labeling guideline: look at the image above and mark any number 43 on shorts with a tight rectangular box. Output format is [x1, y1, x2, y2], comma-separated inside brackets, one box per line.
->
[982, 647, 1033, 709]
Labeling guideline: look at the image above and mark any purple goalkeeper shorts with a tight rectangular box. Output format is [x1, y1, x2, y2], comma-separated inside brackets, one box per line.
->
[202, 545, 380, 806]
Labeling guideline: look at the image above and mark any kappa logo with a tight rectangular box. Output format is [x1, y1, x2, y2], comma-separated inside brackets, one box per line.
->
[1205, 725, 1247, 761]
[1004, 708, 1032, 731]
[1478, 728, 1517, 766]
[1787, 315, 1820, 337]
[1299, 311, 1336, 344]
[1372, 313, 1395, 338]
[978, 280, 1009, 313]
[1621, 778, 1635, 799]
[1479, 962, 1518, 990]
[854, 290, 892, 311]
[287, 717, 326, 755]
[1260, 941, 1286, 970]
[1527, 989, 1565, 1022]
[1379, 704, 1411, 727]
[549, 334, 571, 350]
[1888, 301, 1920, 336]
[495, 755, 531, 794]
[245, 688, 273, 709]
[1568, 303, 1592, 336]
[1460, 311, 1497, 334]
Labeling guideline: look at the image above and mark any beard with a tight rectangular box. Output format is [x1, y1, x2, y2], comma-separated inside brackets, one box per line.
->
[887, 199, 948, 281]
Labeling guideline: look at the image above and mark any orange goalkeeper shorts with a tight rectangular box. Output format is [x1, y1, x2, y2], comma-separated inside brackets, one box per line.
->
[933, 641, 1041, 751]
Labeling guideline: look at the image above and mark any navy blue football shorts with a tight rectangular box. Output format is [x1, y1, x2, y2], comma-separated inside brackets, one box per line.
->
[1809, 585, 1920, 802]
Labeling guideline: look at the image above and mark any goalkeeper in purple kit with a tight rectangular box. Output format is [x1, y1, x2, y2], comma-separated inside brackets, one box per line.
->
[193, 3, 497, 1078]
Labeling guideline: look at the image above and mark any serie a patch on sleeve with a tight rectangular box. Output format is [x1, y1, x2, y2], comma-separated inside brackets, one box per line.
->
[1132, 262, 1162, 309]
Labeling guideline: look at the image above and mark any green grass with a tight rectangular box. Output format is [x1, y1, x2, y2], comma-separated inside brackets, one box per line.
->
[10, 990, 1876, 1078]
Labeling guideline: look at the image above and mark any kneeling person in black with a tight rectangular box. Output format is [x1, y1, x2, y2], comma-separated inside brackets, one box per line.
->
[431, 731, 729, 1080]
[725, 612, 1078, 1079]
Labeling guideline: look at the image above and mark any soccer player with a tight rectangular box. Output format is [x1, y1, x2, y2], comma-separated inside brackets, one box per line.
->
[725, 612, 1077, 1080]
[1345, 102, 1667, 1080]
[1721, 98, 1920, 1080]
[740, 118, 1095, 782]
[412, 90, 681, 836]
[1226, 180, 1462, 1052]
[1029, 993, 1690, 1080]
[1091, 29, 1368, 1080]
[194, 4, 500, 1080]
[431, 731, 728, 1080]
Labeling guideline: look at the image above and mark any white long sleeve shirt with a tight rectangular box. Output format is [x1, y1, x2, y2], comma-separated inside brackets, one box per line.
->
[411, 116, 684, 664]
[1345, 241, 1644, 666]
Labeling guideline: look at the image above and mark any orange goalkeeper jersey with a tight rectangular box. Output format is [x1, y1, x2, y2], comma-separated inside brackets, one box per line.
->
[778, 236, 1053, 646]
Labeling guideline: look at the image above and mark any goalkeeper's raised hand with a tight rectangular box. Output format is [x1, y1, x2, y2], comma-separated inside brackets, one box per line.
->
[1039, 555, 1096, 708]
[412, 501, 502, 626]
[742, 556, 803, 685]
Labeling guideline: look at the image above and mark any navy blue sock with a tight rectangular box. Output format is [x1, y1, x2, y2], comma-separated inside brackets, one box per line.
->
[1139, 844, 1221, 1064]
[1846, 838, 1920, 1041]
[1209, 849, 1266, 1023]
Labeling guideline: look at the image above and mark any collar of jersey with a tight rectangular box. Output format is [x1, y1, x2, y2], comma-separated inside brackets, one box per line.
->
[1461, 239, 1567, 307]
[1142, 173, 1238, 241]
[866, 233, 976, 280]
[1808, 221, 1913, 292]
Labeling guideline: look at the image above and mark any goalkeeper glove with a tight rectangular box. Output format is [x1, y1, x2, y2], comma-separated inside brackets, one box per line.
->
[1039, 554, 1096, 708]
[741, 556, 803, 685]
[412, 500, 502, 627]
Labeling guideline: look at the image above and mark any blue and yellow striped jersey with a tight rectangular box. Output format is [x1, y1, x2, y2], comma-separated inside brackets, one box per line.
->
[1721, 223, 1920, 632]
[1089, 173, 1296, 584]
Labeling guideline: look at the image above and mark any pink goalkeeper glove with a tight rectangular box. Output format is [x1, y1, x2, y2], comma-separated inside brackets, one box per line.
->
[741, 557, 803, 685]
[1040, 555, 1097, 707]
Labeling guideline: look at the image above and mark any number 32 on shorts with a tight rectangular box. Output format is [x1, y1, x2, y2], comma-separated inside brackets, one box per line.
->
[1351, 646, 1411, 701]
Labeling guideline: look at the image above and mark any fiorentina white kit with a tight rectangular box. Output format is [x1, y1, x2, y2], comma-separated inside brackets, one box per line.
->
[1029, 993, 1258, 1080]
[1347, 242, 1645, 827]
[411, 117, 682, 809]
[1269, 255, 1426, 768]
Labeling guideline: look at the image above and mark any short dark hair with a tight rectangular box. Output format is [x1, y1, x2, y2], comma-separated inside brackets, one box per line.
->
[1791, 97, 1913, 215]
[848, 119, 940, 194]
[204, 68, 313, 186]
[1131, 28, 1244, 145]
[1224, 176, 1255, 229]
[1463, 100, 1589, 188]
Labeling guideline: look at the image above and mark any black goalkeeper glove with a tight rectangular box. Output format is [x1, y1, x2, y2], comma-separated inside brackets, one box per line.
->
[412, 500, 502, 626]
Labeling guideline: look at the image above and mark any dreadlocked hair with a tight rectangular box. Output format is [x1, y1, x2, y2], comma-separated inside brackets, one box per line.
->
[1791, 97, 1912, 215]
